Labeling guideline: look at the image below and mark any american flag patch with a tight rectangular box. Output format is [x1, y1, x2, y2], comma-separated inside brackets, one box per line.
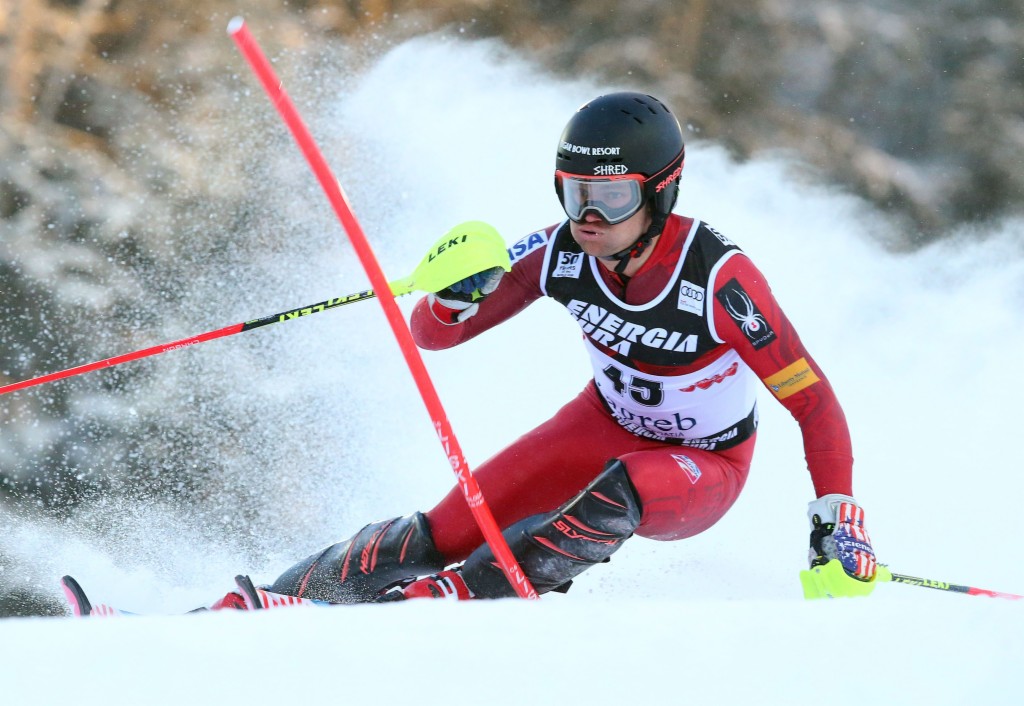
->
[671, 454, 702, 484]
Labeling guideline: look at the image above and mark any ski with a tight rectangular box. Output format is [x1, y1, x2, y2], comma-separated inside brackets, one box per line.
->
[60, 574, 326, 617]
[60, 575, 133, 617]
[234, 574, 264, 611]
[233, 574, 324, 609]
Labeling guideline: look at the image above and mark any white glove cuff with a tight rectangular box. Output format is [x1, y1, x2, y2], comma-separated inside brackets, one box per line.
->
[427, 293, 479, 325]
[807, 493, 858, 528]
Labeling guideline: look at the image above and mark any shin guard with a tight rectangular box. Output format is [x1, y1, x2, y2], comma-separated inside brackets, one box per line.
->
[463, 459, 641, 598]
[269, 512, 445, 603]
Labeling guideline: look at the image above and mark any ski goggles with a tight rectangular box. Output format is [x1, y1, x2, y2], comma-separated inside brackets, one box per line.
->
[556, 172, 646, 225]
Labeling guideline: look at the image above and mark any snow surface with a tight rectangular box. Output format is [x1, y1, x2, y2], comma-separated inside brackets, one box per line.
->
[3, 29, 1024, 706]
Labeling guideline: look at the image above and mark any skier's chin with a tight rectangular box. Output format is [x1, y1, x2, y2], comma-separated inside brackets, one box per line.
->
[572, 229, 612, 255]
[575, 240, 602, 256]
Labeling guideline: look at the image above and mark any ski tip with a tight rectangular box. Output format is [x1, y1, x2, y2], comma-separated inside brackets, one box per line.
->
[227, 16, 245, 36]
[234, 575, 264, 610]
[60, 575, 92, 617]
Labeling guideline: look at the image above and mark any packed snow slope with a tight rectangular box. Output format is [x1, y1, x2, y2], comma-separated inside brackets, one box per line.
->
[2, 32, 1023, 706]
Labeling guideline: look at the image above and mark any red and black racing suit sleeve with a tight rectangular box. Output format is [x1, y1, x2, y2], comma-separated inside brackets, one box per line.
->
[712, 253, 854, 498]
[412, 239, 854, 497]
[411, 244, 546, 350]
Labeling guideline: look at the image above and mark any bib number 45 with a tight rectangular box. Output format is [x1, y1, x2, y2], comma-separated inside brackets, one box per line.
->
[602, 365, 664, 407]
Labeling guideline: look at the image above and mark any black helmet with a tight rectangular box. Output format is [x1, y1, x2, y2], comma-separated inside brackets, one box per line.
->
[555, 92, 685, 227]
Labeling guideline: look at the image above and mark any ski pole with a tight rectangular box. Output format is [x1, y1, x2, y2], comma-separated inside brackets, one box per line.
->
[0, 222, 508, 398]
[0, 289, 372, 397]
[228, 18, 538, 600]
[878, 566, 1023, 601]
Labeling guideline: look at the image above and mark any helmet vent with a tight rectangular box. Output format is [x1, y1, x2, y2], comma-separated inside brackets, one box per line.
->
[619, 109, 644, 125]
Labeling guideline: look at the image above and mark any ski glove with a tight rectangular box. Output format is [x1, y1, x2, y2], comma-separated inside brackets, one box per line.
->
[427, 266, 505, 325]
[800, 494, 878, 599]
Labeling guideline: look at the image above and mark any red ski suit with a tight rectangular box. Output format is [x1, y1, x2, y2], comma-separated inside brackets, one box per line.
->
[414, 215, 853, 562]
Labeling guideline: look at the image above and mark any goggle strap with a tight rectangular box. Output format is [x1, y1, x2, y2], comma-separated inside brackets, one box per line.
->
[609, 210, 669, 274]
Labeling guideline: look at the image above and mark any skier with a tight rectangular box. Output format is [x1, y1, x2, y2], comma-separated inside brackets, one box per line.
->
[213, 91, 878, 609]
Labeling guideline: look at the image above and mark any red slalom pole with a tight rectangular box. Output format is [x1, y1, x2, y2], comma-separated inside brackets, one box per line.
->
[228, 18, 537, 600]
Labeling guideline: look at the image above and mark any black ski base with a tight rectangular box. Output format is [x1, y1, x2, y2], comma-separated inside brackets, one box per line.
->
[234, 575, 264, 610]
[60, 575, 93, 617]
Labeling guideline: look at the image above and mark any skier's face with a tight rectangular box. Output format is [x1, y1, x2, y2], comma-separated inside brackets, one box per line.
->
[568, 205, 653, 262]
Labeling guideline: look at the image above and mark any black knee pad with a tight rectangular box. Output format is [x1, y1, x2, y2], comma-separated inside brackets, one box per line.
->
[269, 512, 445, 603]
[463, 459, 641, 598]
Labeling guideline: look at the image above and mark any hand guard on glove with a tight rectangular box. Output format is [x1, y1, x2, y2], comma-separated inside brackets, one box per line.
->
[427, 265, 505, 325]
[800, 493, 878, 599]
